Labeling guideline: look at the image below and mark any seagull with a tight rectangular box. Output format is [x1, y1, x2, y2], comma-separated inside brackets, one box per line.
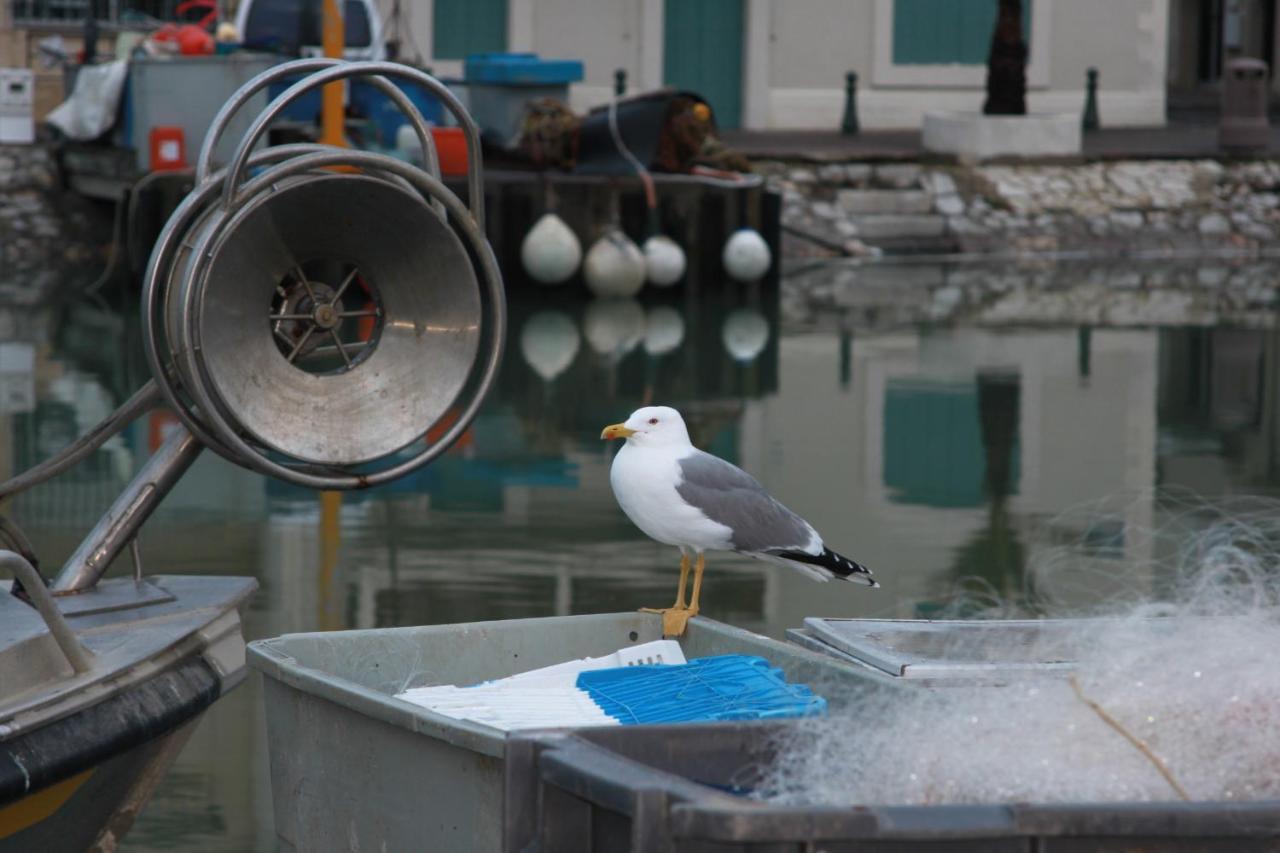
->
[601, 405, 876, 636]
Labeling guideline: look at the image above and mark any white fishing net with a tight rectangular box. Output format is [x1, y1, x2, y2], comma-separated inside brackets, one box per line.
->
[759, 491, 1280, 806]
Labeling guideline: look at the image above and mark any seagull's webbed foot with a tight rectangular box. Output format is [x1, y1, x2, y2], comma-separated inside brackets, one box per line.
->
[639, 605, 699, 637]
[639, 553, 704, 637]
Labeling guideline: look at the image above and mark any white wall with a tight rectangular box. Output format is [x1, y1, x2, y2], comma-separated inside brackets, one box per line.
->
[384, 0, 1168, 130]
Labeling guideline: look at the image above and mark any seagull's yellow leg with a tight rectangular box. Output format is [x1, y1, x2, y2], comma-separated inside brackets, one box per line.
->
[688, 553, 706, 616]
[672, 552, 691, 608]
[640, 552, 694, 636]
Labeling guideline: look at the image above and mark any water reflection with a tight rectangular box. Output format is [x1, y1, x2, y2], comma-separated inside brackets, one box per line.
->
[3, 262, 1280, 850]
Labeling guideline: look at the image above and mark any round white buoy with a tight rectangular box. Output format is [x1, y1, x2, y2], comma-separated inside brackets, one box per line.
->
[583, 229, 646, 297]
[721, 307, 770, 362]
[642, 234, 686, 287]
[722, 228, 772, 282]
[394, 123, 418, 160]
[643, 306, 685, 356]
[519, 311, 580, 382]
[521, 213, 582, 285]
[584, 297, 645, 357]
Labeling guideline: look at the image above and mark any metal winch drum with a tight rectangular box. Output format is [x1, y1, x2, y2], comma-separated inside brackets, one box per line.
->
[0, 59, 505, 593]
[145, 59, 504, 489]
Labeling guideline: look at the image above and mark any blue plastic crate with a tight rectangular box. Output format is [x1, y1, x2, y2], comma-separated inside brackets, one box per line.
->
[576, 655, 827, 725]
[463, 52, 583, 86]
[265, 73, 444, 146]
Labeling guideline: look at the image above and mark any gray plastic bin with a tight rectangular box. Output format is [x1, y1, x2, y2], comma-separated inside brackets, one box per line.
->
[247, 613, 882, 853]
[506, 725, 1280, 852]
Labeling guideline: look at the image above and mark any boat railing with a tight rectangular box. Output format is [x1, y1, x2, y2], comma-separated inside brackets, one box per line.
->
[1, 550, 94, 674]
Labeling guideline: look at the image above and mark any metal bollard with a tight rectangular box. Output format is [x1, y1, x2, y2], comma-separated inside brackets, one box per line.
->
[841, 71, 859, 135]
[1082, 68, 1099, 131]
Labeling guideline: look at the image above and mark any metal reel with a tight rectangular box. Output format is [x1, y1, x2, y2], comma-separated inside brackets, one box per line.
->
[142, 59, 505, 490]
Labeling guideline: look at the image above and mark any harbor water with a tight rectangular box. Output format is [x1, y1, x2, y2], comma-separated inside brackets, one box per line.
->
[3, 258, 1280, 850]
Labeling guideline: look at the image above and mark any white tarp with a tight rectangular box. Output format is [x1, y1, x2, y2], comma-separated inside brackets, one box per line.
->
[45, 60, 128, 141]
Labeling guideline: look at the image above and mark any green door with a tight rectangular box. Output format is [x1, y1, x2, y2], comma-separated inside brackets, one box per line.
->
[663, 0, 744, 129]
[433, 0, 507, 60]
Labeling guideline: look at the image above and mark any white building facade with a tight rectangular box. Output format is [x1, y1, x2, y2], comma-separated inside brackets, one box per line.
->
[390, 0, 1170, 129]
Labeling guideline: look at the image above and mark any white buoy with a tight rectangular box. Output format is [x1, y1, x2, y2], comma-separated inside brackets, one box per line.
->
[643, 306, 685, 356]
[583, 229, 646, 297]
[721, 307, 770, 363]
[519, 311, 580, 382]
[521, 213, 582, 285]
[722, 228, 772, 282]
[642, 234, 686, 287]
[583, 297, 645, 357]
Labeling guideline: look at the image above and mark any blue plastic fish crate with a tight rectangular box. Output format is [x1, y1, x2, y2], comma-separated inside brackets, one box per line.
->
[576, 654, 826, 724]
[463, 52, 584, 86]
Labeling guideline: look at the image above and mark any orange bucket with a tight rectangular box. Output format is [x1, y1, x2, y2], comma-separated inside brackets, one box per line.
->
[431, 127, 469, 176]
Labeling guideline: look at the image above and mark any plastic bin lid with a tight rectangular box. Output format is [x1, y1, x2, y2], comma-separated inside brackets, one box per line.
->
[464, 52, 584, 85]
[802, 617, 1086, 680]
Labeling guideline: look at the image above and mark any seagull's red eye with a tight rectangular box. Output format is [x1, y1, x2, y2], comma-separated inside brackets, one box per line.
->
[648, 418, 659, 425]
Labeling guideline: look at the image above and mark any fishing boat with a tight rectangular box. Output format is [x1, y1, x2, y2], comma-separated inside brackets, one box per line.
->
[0, 562, 255, 851]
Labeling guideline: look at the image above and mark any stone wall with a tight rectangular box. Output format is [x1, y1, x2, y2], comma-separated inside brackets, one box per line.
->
[0, 144, 108, 303]
[766, 159, 1280, 258]
[783, 258, 1280, 334]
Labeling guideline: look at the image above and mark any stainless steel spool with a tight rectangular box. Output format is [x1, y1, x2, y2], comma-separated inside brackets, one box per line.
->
[1, 59, 507, 592]
[143, 59, 504, 489]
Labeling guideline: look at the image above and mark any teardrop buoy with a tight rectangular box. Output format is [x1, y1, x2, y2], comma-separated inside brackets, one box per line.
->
[722, 228, 772, 282]
[520, 310, 580, 381]
[643, 305, 685, 356]
[583, 228, 646, 297]
[521, 212, 582, 285]
[584, 296, 645, 357]
[643, 234, 686, 287]
[606, 93, 686, 287]
[721, 307, 770, 362]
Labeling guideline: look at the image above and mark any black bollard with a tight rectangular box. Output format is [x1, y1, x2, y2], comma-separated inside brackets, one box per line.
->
[1082, 67, 1100, 131]
[841, 71, 860, 135]
[614, 68, 627, 97]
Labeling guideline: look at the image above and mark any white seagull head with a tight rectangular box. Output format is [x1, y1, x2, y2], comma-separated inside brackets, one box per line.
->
[600, 405, 692, 448]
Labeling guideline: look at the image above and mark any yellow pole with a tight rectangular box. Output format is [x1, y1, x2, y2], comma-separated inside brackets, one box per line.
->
[318, 490, 343, 630]
[320, 0, 345, 148]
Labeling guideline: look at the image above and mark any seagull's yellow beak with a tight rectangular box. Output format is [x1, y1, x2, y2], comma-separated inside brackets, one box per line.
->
[601, 423, 636, 440]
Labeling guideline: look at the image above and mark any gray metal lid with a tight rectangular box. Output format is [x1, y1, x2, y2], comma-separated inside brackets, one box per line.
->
[802, 617, 1082, 680]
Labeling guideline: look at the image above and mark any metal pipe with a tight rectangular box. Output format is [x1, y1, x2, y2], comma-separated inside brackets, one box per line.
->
[0, 514, 39, 570]
[220, 61, 484, 228]
[0, 379, 163, 502]
[52, 426, 204, 593]
[2, 551, 94, 674]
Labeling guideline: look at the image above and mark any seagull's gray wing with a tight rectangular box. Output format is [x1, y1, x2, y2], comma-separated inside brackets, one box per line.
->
[675, 450, 816, 553]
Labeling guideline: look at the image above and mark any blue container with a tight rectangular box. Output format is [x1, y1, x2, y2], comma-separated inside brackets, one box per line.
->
[265, 72, 445, 147]
[577, 655, 827, 724]
[463, 52, 583, 86]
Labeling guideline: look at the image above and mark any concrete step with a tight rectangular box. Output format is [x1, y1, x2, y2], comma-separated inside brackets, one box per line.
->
[850, 214, 948, 240]
[837, 189, 933, 215]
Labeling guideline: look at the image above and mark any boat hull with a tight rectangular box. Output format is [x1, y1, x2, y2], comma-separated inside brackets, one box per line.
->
[0, 658, 219, 852]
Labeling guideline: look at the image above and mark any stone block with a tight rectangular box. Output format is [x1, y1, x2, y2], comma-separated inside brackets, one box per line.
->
[922, 112, 1082, 163]
[874, 164, 922, 188]
[837, 189, 933, 215]
[849, 214, 947, 239]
